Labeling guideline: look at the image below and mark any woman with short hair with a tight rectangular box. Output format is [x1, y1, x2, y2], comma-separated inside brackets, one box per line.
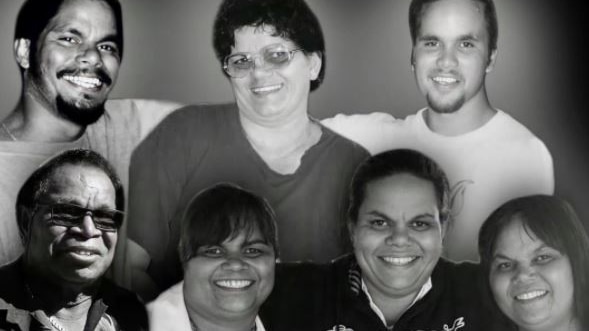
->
[148, 184, 278, 331]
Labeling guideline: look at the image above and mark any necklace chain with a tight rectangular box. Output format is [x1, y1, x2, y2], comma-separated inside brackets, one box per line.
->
[1, 122, 17, 141]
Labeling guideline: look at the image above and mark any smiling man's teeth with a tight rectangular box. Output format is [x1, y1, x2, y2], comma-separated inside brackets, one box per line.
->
[515, 290, 547, 301]
[381, 256, 417, 266]
[72, 250, 94, 256]
[252, 84, 282, 94]
[63, 75, 103, 89]
[432, 77, 458, 84]
[215, 280, 253, 289]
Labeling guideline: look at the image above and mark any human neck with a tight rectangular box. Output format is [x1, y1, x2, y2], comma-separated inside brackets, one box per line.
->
[24, 262, 96, 316]
[187, 308, 257, 331]
[239, 110, 321, 174]
[424, 91, 496, 137]
[364, 281, 418, 326]
[520, 318, 582, 331]
[1, 93, 86, 143]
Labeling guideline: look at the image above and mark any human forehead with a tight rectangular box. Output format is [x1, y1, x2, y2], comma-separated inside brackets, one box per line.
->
[42, 164, 116, 208]
[232, 25, 297, 53]
[44, 0, 118, 37]
[493, 218, 550, 258]
[360, 173, 439, 219]
[418, 0, 488, 40]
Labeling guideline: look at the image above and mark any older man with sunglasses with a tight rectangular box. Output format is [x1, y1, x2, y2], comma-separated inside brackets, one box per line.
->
[0, 149, 146, 331]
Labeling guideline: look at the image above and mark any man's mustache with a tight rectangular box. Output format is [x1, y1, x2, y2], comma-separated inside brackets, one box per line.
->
[57, 67, 113, 86]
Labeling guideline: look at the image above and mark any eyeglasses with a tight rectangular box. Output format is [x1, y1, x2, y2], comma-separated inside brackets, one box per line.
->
[34, 203, 124, 232]
[223, 44, 303, 78]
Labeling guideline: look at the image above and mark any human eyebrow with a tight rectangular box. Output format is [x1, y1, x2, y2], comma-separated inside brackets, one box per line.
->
[417, 34, 439, 42]
[243, 238, 270, 246]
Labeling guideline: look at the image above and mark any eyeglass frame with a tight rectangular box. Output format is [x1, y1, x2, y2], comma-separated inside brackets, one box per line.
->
[222, 43, 304, 78]
[32, 202, 125, 233]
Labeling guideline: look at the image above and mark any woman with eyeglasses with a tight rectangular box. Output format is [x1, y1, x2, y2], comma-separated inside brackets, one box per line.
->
[148, 184, 277, 331]
[127, 0, 368, 299]
[479, 195, 589, 331]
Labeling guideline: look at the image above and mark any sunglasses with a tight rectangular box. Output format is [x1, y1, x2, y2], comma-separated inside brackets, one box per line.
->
[35, 203, 124, 232]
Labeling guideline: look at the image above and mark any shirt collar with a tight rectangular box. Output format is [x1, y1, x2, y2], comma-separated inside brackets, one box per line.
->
[360, 277, 432, 329]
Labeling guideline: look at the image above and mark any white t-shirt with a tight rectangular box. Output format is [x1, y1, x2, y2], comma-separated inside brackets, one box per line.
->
[322, 109, 554, 262]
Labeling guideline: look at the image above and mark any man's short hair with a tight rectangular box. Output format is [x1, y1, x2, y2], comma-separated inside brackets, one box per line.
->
[16, 149, 124, 245]
[178, 183, 279, 265]
[348, 149, 451, 227]
[14, 0, 124, 62]
[212, 0, 325, 91]
[409, 0, 498, 53]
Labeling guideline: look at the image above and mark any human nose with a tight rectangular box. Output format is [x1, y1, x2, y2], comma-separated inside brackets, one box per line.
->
[513, 264, 538, 283]
[76, 46, 103, 68]
[70, 214, 102, 238]
[384, 225, 410, 247]
[250, 55, 272, 76]
[221, 255, 249, 271]
[437, 46, 458, 69]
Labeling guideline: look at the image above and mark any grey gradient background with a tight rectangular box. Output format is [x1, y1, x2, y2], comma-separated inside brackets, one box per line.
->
[0, 0, 587, 227]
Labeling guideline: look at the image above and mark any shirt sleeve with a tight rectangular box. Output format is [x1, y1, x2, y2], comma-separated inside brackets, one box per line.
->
[321, 112, 401, 155]
[126, 108, 197, 288]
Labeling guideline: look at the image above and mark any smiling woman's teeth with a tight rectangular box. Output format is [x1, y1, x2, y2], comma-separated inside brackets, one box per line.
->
[382, 256, 417, 266]
[63, 75, 102, 89]
[515, 290, 547, 301]
[215, 280, 253, 289]
[252, 84, 281, 94]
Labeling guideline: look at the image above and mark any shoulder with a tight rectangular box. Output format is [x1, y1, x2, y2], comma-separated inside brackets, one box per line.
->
[150, 103, 236, 135]
[100, 279, 148, 329]
[321, 112, 404, 155]
[147, 283, 189, 330]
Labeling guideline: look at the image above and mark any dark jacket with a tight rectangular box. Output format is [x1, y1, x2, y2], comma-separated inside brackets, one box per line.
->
[0, 259, 147, 331]
[261, 254, 505, 331]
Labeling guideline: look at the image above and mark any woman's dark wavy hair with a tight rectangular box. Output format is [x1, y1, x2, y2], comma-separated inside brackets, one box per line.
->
[479, 195, 589, 330]
[14, 0, 124, 68]
[213, 0, 325, 91]
[348, 149, 451, 228]
[16, 149, 124, 246]
[178, 183, 279, 265]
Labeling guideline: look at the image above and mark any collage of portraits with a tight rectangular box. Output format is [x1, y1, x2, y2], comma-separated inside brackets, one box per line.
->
[0, 0, 587, 330]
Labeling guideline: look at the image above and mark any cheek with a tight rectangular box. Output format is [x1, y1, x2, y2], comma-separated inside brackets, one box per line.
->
[489, 273, 511, 305]
[104, 233, 118, 251]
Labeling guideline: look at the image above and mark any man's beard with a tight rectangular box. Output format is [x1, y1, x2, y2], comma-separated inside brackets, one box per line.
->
[426, 93, 465, 114]
[55, 95, 106, 126]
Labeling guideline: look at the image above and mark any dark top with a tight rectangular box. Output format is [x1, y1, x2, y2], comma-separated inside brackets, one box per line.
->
[0, 259, 147, 331]
[261, 254, 506, 331]
[127, 104, 369, 292]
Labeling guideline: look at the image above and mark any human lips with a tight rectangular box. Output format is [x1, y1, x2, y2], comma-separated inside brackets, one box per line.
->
[251, 83, 283, 95]
[214, 279, 255, 290]
[514, 289, 549, 302]
[62, 75, 104, 89]
[379, 255, 420, 266]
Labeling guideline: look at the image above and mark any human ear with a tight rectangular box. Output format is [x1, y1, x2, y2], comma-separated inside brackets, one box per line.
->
[485, 49, 498, 73]
[308, 52, 322, 80]
[14, 38, 31, 70]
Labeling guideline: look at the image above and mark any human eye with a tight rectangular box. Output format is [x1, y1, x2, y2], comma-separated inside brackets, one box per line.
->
[494, 260, 514, 272]
[460, 41, 475, 48]
[422, 40, 439, 48]
[367, 218, 389, 230]
[98, 42, 119, 55]
[199, 246, 224, 258]
[409, 219, 433, 231]
[57, 35, 80, 46]
[230, 55, 253, 69]
[533, 254, 555, 265]
[265, 49, 290, 63]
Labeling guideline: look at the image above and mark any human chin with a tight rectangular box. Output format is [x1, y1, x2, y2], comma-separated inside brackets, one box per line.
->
[426, 92, 465, 114]
[212, 281, 264, 315]
[56, 95, 106, 126]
